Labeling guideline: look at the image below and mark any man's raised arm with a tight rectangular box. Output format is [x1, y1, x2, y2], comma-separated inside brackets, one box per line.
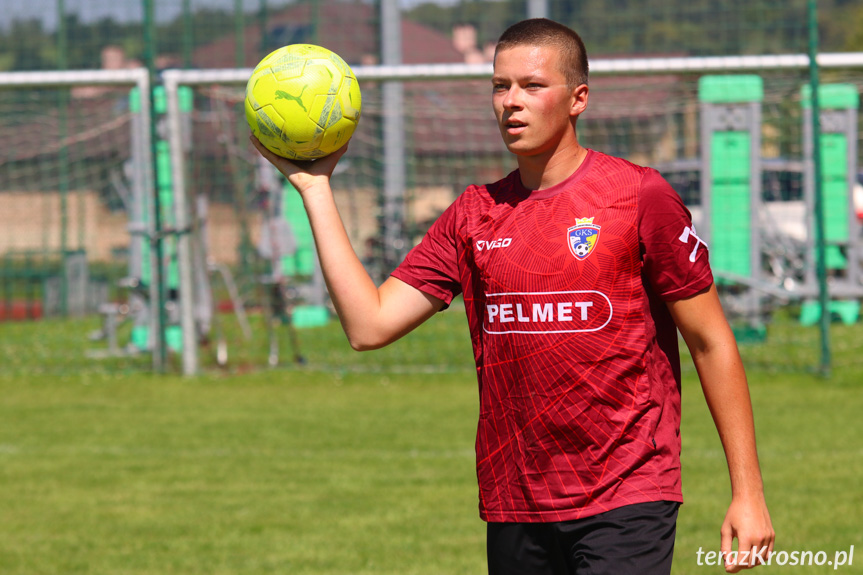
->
[251, 136, 445, 350]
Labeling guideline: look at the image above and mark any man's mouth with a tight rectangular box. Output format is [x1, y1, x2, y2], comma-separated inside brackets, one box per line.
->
[505, 119, 527, 133]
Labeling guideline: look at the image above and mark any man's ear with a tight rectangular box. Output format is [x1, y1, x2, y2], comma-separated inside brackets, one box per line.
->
[570, 84, 589, 118]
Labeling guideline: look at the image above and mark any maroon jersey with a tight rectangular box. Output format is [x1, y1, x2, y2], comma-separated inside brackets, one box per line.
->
[391, 150, 713, 522]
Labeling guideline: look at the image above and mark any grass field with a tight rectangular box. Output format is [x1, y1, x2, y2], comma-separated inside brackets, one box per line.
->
[1, 310, 862, 574]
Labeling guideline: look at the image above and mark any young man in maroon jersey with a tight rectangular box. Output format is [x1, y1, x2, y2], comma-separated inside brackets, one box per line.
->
[251, 17, 774, 575]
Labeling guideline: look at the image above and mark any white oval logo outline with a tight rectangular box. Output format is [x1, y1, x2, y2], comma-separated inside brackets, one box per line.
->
[482, 290, 614, 335]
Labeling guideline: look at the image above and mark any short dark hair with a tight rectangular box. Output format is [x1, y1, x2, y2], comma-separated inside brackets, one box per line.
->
[494, 18, 589, 87]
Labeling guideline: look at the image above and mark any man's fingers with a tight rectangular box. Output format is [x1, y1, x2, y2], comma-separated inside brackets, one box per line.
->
[720, 524, 745, 573]
[249, 134, 271, 156]
[250, 135, 288, 164]
[723, 537, 774, 572]
[720, 523, 733, 562]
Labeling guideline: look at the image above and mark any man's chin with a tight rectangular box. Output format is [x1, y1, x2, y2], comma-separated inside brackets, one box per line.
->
[505, 142, 538, 157]
[501, 137, 526, 152]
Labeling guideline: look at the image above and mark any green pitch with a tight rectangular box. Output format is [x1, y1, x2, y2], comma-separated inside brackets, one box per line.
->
[0, 312, 861, 574]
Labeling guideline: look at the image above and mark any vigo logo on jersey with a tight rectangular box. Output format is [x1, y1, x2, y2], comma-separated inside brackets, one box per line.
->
[483, 290, 613, 334]
[567, 217, 600, 260]
[476, 237, 512, 251]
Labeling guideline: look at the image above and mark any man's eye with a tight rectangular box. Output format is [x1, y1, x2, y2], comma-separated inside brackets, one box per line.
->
[492, 84, 508, 92]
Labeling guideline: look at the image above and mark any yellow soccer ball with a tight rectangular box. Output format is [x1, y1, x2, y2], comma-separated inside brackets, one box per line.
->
[245, 44, 362, 160]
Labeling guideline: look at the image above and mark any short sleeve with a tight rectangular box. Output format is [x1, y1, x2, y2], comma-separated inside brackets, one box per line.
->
[390, 199, 462, 305]
[639, 169, 713, 301]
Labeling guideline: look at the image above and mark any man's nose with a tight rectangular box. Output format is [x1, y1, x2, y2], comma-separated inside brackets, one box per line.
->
[503, 86, 523, 109]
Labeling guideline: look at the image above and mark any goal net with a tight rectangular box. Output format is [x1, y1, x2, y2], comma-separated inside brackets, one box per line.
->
[0, 69, 159, 373]
[163, 55, 863, 373]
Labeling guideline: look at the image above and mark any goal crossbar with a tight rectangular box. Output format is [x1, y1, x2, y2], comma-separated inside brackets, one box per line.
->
[0, 68, 150, 89]
[161, 52, 863, 87]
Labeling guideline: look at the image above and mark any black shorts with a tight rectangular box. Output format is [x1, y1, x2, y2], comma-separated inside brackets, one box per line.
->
[486, 501, 680, 575]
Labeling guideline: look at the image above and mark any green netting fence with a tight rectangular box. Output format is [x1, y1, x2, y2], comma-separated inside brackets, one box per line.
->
[1, 0, 863, 375]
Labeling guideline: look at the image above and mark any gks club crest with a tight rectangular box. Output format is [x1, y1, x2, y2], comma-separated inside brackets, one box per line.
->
[567, 217, 600, 260]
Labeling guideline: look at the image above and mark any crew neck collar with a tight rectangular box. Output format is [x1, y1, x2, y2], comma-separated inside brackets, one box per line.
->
[512, 149, 595, 200]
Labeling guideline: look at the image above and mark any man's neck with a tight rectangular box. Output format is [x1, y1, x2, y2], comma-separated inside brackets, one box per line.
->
[517, 143, 587, 191]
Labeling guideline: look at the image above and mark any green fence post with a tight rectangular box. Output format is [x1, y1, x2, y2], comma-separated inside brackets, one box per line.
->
[800, 83, 861, 328]
[698, 75, 765, 340]
[807, 0, 831, 376]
